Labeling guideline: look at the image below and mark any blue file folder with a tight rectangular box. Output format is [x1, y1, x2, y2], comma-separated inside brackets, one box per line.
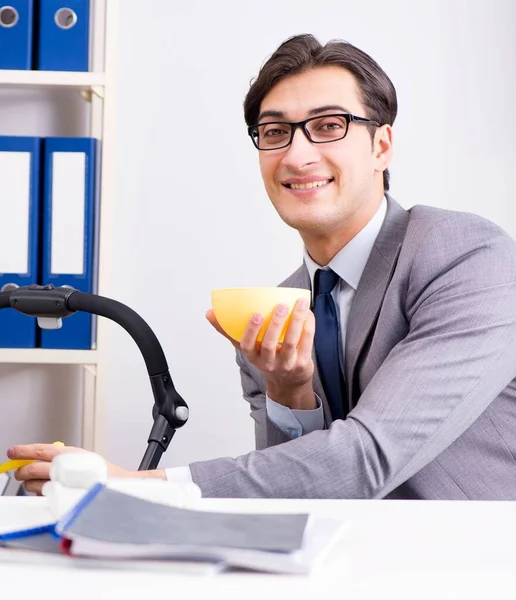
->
[41, 137, 99, 350]
[0, 1, 34, 70]
[0, 136, 42, 348]
[36, 0, 90, 71]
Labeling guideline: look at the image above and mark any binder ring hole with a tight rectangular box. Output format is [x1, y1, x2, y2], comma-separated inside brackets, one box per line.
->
[1, 283, 19, 292]
[55, 7, 77, 29]
[0, 6, 19, 27]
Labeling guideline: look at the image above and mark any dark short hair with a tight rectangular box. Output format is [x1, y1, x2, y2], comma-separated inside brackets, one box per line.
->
[244, 34, 398, 191]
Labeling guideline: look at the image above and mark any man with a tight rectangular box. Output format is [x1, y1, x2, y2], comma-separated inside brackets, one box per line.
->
[9, 34, 516, 499]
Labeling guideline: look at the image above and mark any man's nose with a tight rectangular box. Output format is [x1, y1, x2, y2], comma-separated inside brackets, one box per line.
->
[280, 127, 321, 170]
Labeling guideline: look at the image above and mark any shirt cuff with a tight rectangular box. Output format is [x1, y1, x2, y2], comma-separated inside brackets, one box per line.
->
[164, 466, 193, 484]
[266, 394, 324, 438]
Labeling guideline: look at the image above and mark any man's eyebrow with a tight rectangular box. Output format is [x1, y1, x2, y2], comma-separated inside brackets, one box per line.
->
[257, 105, 351, 122]
[308, 104, 350, 116]
[257, 110, 285, 122]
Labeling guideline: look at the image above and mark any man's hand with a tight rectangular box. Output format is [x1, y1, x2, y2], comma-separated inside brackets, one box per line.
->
[8, 443, 132, 495]
[206, 297, 317, 409]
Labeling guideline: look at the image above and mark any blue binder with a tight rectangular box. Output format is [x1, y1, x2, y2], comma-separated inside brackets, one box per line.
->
[36, 0, 90, 71]
[41, 137, 99, 350]
[0, 136, 42, 348]
[0, 1, 34, 70]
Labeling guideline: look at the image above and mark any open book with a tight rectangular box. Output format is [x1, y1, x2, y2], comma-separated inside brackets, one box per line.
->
[1, 483, 347, 574]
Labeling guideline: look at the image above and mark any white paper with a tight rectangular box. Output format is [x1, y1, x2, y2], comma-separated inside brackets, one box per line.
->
[0, 152, 30, 274]
[51, 152, 86, 275]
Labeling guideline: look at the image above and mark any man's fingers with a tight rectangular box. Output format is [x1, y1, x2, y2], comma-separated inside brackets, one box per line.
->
[258, 304, 289, 363]
[239, 313, 264, 356]
[297, 310, 316, 361]
[23, 480, 47, 496]
[8, 443, 61, 462]
[7, 443, 81, 462]
[279, 298, 310, 361]
[14, 461, 51, 482]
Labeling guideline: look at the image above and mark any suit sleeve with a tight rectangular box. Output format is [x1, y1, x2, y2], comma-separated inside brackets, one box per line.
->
[189, 215, 516, 498]
[235, 349, 295, 449]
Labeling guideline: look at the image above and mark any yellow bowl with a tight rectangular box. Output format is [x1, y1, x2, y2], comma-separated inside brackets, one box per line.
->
[211, 287, 311, 343]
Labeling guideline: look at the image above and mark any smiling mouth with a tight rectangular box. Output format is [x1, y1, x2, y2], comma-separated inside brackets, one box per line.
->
[283, 178, 334, 190]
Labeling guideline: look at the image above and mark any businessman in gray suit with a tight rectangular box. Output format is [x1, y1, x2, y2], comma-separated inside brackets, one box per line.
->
[11, 34, 516, 500]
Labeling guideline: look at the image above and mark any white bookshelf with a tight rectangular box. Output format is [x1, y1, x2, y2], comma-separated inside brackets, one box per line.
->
[0, 0, 118, 454]
[0, 70, 105, 90]
[0, 349, 98, 365]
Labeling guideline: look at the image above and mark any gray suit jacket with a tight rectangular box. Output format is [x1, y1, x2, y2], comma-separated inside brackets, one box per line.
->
[189, 196, 516, 499]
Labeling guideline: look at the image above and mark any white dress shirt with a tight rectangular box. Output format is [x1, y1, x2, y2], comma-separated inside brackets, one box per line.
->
[166, 197, 387, 483]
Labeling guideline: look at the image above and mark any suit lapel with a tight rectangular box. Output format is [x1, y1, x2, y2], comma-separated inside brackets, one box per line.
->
[344, 197, 409, 404]
[281, 266, 333, 424]
[283, 196, 409, 421]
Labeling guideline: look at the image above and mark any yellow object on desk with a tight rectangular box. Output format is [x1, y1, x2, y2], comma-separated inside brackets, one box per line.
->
[0, 441, 64, 474]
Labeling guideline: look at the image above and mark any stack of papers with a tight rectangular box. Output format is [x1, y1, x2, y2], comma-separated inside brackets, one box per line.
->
[0, 484, 346, 574]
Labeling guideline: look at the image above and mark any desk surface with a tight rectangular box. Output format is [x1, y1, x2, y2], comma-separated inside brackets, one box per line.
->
[1, 497, 515, 600]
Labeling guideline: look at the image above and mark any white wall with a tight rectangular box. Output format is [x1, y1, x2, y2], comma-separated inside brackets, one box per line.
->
[1, 0, 515, 472]
[103, 0, 516, 470]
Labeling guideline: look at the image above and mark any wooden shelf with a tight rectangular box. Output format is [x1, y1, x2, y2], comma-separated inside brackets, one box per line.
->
[0, 349, 98, 365]
[0, 70, 105, 91]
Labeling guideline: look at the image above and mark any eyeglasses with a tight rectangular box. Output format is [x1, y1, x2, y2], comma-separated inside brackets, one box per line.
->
[248, 113, 381, 151]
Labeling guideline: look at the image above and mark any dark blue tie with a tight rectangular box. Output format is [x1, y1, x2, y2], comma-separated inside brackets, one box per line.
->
[313, 268, 345, 420]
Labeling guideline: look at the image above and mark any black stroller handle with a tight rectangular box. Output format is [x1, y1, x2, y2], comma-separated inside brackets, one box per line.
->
[0, 284, 189, 471]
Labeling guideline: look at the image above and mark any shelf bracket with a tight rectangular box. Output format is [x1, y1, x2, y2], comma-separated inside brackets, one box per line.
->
[83, 364, 97, 376]
[81, 363, 98, 451]
[79, 85, 105, 102]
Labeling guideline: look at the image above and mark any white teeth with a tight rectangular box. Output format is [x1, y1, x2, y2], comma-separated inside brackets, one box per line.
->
[289, 180, 331, 190]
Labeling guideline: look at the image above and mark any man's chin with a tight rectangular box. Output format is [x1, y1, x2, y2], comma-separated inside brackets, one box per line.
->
[280, 213, 336, 234]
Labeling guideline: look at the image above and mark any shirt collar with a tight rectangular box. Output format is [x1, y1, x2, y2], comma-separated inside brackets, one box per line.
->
[303, 195, 387, 292]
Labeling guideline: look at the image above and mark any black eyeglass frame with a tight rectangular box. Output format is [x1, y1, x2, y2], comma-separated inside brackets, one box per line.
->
[247, 113, 381, 151]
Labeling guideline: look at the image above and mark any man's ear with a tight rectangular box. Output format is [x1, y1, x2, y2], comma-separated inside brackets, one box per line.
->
[374, 124, 393, 173]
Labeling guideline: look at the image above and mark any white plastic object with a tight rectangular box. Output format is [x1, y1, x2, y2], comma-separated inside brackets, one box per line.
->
[42, 481, 87, 519]
[175, 406, 189, 421]
[49, 452, 108, 489]
[43, 452, 202, 519]
[43, 477, 202, 520]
